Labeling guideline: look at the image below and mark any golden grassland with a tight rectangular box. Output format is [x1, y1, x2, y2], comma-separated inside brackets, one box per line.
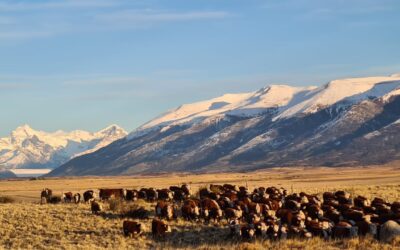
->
[0, 166, 400, 249]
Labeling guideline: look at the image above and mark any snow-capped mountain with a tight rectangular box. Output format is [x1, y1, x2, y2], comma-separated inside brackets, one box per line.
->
[48, 74, 400, 176]
[0, 125, 127, 169]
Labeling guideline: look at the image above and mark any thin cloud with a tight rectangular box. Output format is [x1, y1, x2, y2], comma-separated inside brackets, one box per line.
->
[0, 0, 118, 11]
[96, 9, 230, 24]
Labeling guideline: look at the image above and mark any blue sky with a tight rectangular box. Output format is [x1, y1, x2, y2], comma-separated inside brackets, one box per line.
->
[1, 0, 399, 136]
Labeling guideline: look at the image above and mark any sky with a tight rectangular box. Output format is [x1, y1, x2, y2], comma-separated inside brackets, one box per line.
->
[1, 0, 400, 137]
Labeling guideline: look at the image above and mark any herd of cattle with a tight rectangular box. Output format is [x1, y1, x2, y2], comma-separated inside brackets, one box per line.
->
[40, 184, 400, 243]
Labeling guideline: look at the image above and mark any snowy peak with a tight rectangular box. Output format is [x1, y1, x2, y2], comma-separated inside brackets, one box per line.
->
[128, 74, 400, 139]
[0, 125, 127, 169]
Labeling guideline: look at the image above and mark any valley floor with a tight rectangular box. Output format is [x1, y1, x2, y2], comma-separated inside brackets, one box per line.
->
[0, 166, 400, 249]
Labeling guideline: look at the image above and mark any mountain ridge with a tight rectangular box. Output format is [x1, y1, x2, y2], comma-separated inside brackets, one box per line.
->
[0, 124, 127, 170]
[48, 74, 400, 176]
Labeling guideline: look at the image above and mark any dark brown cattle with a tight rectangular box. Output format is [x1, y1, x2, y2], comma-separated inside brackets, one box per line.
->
[223, 184, 239, 192]
[126, 190, 138, 201]
[126, 207, 150, 219]
[354, 195, 371, 208]
[138, 188, 147, 199]
[240, 224, 255, 240]
[245, 213, 261, 224]
[99, 189, 126, 200]
[157, 189, 173, 201]
[306, 220, 331, 239]
[91, 200, 102, 214]
[173, 190, 186, 202]
[225, 207, 243, 220]
[40, 188, 52, 204]
[392, 202, 400, 213]
[343, 209, 364, 222]
[332, 221, 358, 238]
[123, 221, 143, 238]
[155, 201, 174, 220]
[63, 192, 73, 203]
[152, 219, 171, 237]
[146, 188, 158, 201]
[181, 184, 191, 196]
[356, 220, 377, 236]
[73, 193, 81, 204]
[181, 203, 200, 221]
[83, 190, 95, 202]
[306, 204, 323, 219]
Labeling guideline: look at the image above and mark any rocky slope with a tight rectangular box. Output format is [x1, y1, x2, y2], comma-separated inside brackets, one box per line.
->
[48, 75, 400, 176]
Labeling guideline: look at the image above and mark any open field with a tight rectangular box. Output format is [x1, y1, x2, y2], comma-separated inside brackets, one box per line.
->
[1, 166, 400, 249]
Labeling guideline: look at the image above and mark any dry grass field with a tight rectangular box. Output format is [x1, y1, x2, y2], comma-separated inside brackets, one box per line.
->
[1, 166, 400, 249]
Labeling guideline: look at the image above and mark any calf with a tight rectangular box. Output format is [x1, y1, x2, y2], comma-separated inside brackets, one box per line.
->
[123, 221, 143, 238]
[91, 200, 102, 215]
[152, 219, 171, 238]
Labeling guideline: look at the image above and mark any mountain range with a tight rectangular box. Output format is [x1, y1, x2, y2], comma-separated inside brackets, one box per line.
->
[43, 74, 400, 176]
[0, 125, 127, 170]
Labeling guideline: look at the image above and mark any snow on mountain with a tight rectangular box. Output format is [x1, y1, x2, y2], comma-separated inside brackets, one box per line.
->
[275, 76, 400, 120]
[128, 75, 400, 140]
[0, 124, 127, 169]
[128, 85, 316, 139]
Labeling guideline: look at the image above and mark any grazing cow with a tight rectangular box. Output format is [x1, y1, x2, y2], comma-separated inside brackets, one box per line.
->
[152, 219, 171, 237]
[126, 207, 150, 219]
[146, 188, 158, 202]
[91, 200, 102, 215]
[123, 221, 143, 238]
[73, 193, 81, 204]
[379, 220, 400, 243]
[201, 198, 223, 222]
[62, 192, 73, 203]
[182, 200, 200, 221]
[155, 201, 174, 220]
[240, 224, 255, 240]
[40, 188, 52, 204]
[391, 202, 400, 213]
[181, 184, 191, 196]
[225, 207, 243, 221]
[332, 221, 358, 238]
[157, 189, 173, 201]
[126, 190, 138, 201]
[354, 196, 371, 208]
[83, 190, 95, 203]
[99, 189, 126, 200]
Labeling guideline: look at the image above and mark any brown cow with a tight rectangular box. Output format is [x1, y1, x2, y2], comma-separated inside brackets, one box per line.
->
[182, 200, 200, 221]
[155, 201, 174, 220]
[152, 219, 171, 237]
[123, 221, 143, 238]
[99, 189, 126, 200]
[40, 188, 52, 204]
[225, 207, 243, 221]
[63, 192, 73, 203]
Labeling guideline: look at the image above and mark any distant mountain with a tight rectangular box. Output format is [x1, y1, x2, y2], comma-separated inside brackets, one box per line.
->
[48, 75, 400, 176]
[0, 125, 127, 170]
